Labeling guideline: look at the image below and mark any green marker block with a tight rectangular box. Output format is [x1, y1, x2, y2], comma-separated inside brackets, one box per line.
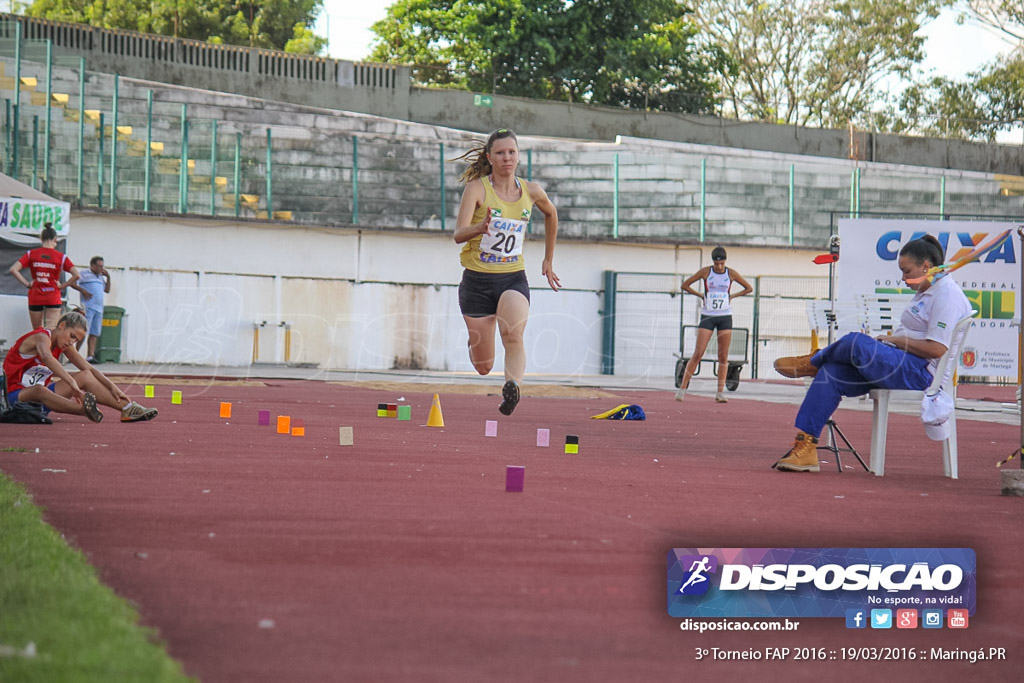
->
[397, 405, 412, 421]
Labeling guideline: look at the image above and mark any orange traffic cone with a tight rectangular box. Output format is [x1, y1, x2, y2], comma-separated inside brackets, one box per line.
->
[427, 393, 445, 427]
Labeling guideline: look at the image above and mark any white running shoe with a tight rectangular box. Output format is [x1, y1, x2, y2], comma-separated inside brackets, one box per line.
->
[121, 401, 159, 422]
[674, 388, 686, 401]
[715, 392, 728, 403]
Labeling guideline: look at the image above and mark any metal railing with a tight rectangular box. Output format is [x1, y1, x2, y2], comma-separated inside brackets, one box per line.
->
[0, 12, 396, 88]
[2, 42, 1024, 245]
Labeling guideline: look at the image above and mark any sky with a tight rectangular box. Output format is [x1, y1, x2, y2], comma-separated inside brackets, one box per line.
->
[316, 2, 1017, 79]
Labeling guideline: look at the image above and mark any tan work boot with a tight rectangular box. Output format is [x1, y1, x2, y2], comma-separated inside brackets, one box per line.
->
[774, 431, 820, 472]
[774, 353, 818, 378]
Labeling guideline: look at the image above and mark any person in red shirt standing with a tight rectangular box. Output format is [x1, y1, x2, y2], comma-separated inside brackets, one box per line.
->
[2, 311, 158, 422]
[8, 223, 81, 330]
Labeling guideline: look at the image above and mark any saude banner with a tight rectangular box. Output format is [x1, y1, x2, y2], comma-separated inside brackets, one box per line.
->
[836, 219, 1018, 378]
[0, 196, 70, 237]
[667, 548, 976, 619]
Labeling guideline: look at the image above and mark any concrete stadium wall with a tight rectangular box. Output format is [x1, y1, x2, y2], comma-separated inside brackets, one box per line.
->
[10, 59, 1024, 254]
[408, 88, 1024, 176]
[6, 11, 1024, 176]
[0, 213, 819, 378]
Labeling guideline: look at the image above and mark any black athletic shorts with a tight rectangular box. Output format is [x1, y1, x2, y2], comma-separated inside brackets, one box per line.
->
[28, 304, 62, 312]
[698, 314, 733, 331]
[458, 269, 531, 318]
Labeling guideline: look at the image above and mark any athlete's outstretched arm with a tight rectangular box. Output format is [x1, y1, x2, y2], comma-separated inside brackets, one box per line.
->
[529, 181, 560, 291]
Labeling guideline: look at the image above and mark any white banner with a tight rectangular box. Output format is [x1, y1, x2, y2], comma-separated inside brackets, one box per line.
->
[0, 196, 71, 241]
[837, 219, 1018, 378]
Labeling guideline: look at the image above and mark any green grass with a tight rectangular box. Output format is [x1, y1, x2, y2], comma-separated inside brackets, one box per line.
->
[0, 474, 197, 682]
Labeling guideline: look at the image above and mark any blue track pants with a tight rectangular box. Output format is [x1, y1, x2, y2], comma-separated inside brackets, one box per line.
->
[794, 333, 932, 438]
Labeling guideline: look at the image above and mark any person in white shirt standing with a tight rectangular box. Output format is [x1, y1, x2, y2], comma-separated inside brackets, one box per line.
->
[71, 256, 110, 363]
[675, 246, 753, 403]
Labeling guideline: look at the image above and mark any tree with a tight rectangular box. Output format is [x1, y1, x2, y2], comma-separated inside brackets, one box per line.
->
[960, 0, 1024, 42]
[369, 0, 726, 114]
[691, 0, 948, 127]
[23, 0, 327, 54]
[870, 2, 1024, 140]
[600, 17, 731, 112]
[867, 76, 997, 140]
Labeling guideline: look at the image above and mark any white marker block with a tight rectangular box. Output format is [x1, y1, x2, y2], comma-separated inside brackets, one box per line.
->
[536, 428, 550, 447]
[485, 420, 498, 437]
[339, 426, 354, 446]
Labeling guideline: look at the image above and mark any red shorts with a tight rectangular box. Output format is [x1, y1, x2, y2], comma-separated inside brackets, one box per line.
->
[28, 287, 62, 307]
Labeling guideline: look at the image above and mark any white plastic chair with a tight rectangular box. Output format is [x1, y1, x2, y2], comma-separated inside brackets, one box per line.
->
[868, 314, 974, 479]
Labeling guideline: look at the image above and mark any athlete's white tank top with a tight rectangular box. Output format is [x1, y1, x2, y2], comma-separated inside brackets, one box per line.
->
[701, 268, 732, 317]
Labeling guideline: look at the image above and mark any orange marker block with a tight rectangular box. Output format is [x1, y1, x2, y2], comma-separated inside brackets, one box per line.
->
[219, 402, 232, 418]
[277, 416, 290, 434]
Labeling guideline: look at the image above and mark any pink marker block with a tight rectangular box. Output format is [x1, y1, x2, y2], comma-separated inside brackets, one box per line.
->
[258, 410, 270, 426]
[505, 465, 525, 492]
[485, 420, 498, 437]
[536, 428, 550, 447]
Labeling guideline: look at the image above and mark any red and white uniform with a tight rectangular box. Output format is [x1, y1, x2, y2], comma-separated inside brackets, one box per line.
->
[19, 247, 74, 306]
[700, 267, 733, 317]
[2, 328, 61, 392]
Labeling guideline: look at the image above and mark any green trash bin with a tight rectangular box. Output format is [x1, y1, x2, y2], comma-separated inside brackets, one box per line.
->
[95, 306, 125, 363]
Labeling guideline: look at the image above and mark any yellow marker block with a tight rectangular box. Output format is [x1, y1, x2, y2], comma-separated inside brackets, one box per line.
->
[144, 385, 154, 398]
[291, 427, 305, 437]
[171, 390, 182, 405]
[277, 416, 290, 434]
[219, 402, 232, 419]
[564, 444, 579, 454]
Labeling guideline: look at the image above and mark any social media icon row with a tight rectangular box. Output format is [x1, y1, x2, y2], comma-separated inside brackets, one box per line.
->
[845, 608, 968, 629]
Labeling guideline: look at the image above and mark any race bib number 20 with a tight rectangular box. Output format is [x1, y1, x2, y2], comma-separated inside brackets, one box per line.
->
[480, 213, 527, 258]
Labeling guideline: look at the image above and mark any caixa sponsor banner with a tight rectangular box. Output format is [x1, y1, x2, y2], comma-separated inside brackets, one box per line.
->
[667, 548, 975, 618]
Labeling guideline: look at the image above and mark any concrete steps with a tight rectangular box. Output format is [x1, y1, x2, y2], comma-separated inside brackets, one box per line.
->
[5, 55, 1024, 240]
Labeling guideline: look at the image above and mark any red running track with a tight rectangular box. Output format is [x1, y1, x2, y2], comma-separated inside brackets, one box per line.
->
[1, 379, 1021, 682]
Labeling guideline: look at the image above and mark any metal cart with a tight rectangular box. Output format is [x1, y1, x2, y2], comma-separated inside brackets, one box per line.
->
[673, 326, 749, 392]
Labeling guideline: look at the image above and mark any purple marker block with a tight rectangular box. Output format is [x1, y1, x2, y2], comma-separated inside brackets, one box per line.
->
[536, 428, 550, 447]
[485, 420, 498, 437]
[505, 465, 525, 492]
[258, 410, 270, 426]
